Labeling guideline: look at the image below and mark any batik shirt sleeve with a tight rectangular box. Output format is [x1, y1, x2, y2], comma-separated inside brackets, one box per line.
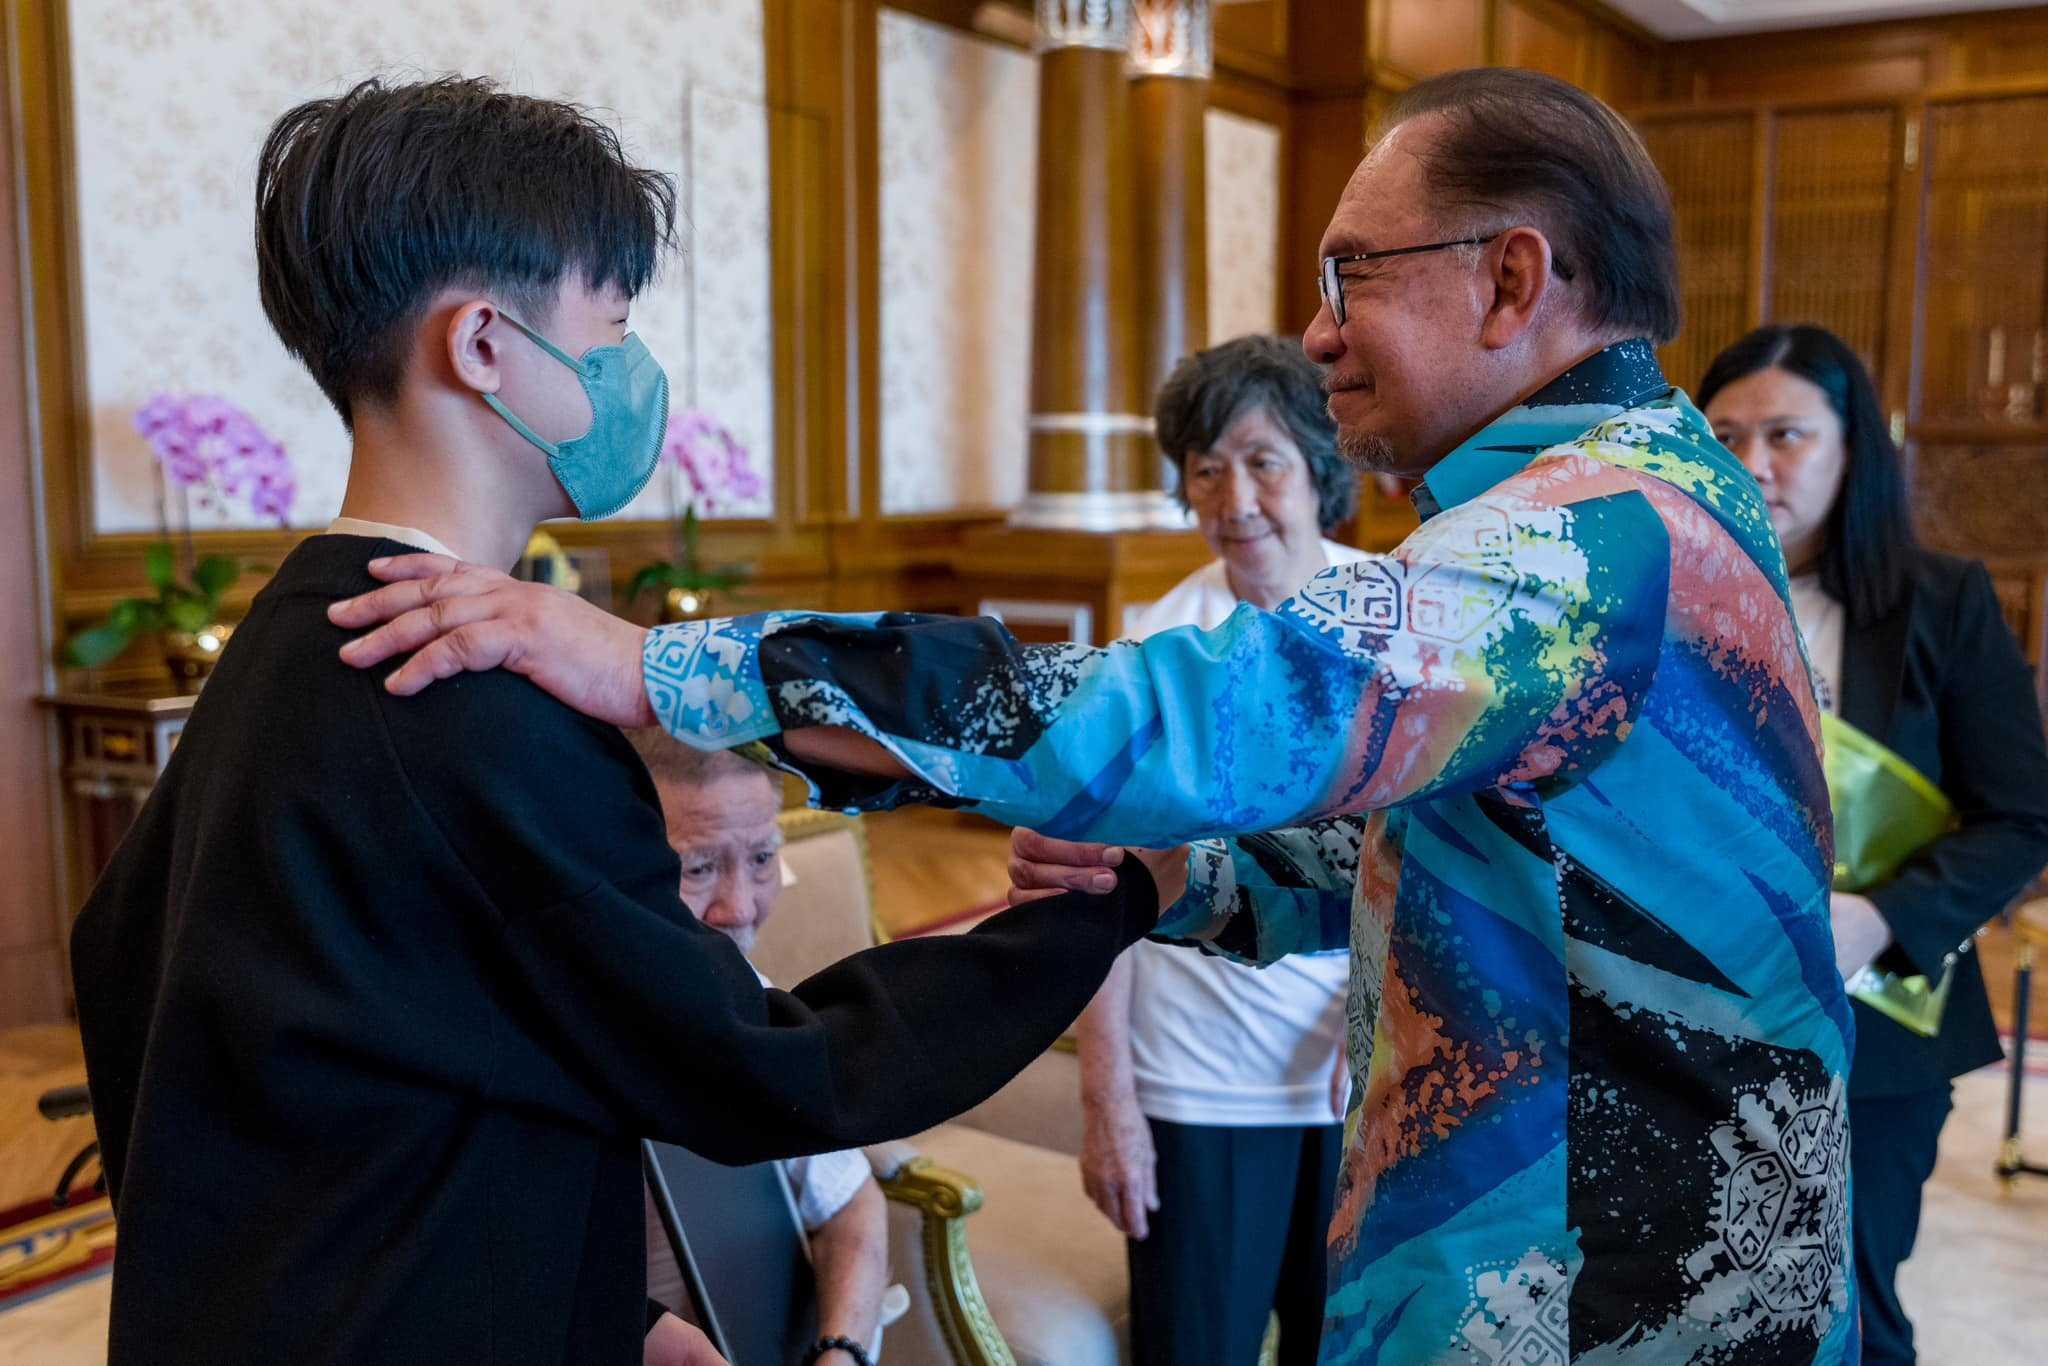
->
[1164, 816, 1368, 965]
[644, 472, 1670, 944]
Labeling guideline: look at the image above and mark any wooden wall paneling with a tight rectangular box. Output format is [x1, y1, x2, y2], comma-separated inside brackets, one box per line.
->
[1664, 20, 1935, 107]
[1278, 0, 1370, 332]
[1766, 107, 1897, 381]
[1585, 23, 1661, 108]
[1638, 113, 1758, 393]
[0, 3, 68, 1026]
[771, 0, 852, 529]
[1949, 7, 2048, 88]
[1748, 109, 1771, 344]
[1213, 0, 1291, 86]
[1371, 0, 1487, 86]
[1282, 94, 1370, 333]
[1916, 93, 2048, 434]
[1885, 103, 1929, 435]
[1658, 7, 2048, 111]
[1493, 0, 1592, 86]
[10, 0, 143, 637]
[1283, 0, 1369, 93]
[1911, 442, 2048, 671]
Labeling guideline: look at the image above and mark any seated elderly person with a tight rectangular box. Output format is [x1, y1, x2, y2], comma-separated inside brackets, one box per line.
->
[1078, 333, 1364, 1366]
[628, 731, 891, 1366]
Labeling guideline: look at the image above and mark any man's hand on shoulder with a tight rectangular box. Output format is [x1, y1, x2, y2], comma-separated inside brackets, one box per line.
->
[328, 553, 655, 728]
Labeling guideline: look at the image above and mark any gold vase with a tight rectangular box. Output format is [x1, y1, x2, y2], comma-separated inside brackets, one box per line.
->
[161, 624, 234, 693]
[660, 587, 716, 623]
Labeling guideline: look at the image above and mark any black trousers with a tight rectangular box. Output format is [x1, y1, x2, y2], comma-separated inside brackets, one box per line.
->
[1849, 1086, 1953, 1366]
[1127, 1117, 1343, 1366]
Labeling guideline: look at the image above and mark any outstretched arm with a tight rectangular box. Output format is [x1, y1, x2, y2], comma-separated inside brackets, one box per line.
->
[1011, 817, 1366, 966]
[372, 661, 1164, 1165]
[335, 473, 1671, 850]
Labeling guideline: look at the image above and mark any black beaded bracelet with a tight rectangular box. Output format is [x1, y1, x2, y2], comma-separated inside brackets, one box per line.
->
[801, 1335, 873, 1366]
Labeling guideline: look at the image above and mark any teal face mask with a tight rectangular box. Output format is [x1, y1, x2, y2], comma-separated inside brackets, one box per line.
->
[481, 311, 670, 520]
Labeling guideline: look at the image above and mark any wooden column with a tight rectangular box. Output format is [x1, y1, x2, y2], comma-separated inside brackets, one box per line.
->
[1130, 0, 1211, 396]
[1012, 0, 1179, 531]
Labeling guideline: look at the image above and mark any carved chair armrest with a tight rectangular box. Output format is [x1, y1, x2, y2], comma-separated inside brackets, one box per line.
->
[865, 1148, 1017, 1366]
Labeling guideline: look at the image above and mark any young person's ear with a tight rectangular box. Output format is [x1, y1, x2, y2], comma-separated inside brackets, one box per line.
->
[444, 300, 504, 396]
[1479, 226, 1554, 352]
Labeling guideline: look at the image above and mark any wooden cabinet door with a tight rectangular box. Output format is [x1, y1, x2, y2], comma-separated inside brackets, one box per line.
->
[1639, 114, 1759, 392]
[1919, 94, 2048, 432]
[1767, 107, 1899, 387]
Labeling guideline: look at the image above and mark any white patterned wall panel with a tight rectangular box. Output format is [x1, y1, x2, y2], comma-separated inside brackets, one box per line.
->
[1204, 108, 1282, 345]
[684, 88, 776, 520]
[877, 11, 1039, 516]
[65, 0, 770, 531]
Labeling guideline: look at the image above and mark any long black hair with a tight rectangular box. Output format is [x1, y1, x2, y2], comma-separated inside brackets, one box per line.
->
[1697, 325, 1914, 626]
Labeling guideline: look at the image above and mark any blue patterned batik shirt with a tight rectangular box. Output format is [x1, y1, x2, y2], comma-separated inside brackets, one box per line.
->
[639, 340, 1856, 1364]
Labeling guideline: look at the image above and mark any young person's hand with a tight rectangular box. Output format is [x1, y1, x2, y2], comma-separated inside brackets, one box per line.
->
[328, 554, 656, 727]
[644, 1312, 728, 1366]
[1006, 829, 1189, 909]
[1828, 890, 1892, 980]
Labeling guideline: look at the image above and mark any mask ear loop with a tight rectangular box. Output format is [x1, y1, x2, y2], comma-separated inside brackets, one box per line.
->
[479, 308, 592, 457]
[494, 309, 587, 371]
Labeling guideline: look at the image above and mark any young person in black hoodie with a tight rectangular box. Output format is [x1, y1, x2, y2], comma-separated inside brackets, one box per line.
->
[68, 76, 1159, 1366]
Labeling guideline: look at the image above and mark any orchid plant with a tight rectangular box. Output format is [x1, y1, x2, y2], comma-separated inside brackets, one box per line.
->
[626, 409, 765, 608]
[66, 395, 297, 668]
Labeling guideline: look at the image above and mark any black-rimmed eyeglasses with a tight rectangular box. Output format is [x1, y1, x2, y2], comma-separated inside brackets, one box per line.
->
[1318, 233, 1575, 325]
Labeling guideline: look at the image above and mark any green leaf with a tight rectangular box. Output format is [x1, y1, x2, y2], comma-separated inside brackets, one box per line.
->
[192, 555, 240, 601]
[144, 541, 175, 593]
[627, 563, 676, 600]
[65, 621, 137, 668]
[107, 598, 152, 633]
[164, 592, 215, 633]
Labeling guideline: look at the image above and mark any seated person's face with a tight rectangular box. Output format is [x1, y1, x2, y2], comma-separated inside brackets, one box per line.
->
[654, 769, 784, 953]
[1180, 405, 1323, 579]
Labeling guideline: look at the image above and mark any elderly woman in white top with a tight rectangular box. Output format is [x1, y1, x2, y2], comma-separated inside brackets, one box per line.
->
[1079, 334, 1363, 1366]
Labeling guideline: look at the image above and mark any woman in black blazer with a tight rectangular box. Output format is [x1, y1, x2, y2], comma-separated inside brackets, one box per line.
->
[1701, 325, 2048, 1365]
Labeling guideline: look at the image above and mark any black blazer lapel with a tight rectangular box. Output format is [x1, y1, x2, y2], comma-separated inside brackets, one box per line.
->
[1839, 580, 1913, 743]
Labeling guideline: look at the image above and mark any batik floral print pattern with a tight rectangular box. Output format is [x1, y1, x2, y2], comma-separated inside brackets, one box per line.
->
[643, 341, 1855, 1363]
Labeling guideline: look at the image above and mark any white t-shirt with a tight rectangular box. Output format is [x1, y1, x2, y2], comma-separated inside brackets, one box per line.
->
[1789, 573, 1844, 716]
[1123, 539, 1366, 1127]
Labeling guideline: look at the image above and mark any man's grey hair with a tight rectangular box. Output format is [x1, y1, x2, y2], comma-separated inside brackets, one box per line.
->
[626, 727, 774, 794]
[1380, 67, 1680, 344]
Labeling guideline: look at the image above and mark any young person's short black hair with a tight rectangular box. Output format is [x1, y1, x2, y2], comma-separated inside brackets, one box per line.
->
[1155, 334, 1358, 532]
[1697, 324, 1914, 626]
[1383, 68, 1681, 346]
[255, 76, 678, 428]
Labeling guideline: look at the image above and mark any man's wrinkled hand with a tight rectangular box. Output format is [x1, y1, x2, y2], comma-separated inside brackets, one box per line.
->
[1006, 829, 1189, 909]
[1079, 1086, 1160, 1240]
[327, 553, 656, 728]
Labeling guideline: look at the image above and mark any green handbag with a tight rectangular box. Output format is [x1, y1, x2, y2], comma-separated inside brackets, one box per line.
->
[1823, 712, 1958, 1037]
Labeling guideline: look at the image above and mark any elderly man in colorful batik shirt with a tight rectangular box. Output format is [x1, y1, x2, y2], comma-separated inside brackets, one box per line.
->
[333, 69, 1856, 1365]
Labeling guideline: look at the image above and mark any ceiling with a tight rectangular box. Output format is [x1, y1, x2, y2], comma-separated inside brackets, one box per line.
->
[1602, 0, 2039, 39]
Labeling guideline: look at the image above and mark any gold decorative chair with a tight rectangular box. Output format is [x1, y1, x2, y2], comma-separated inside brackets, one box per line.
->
[762, 811, 1135, 1366]
[1997, 896, 2048, 1185]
